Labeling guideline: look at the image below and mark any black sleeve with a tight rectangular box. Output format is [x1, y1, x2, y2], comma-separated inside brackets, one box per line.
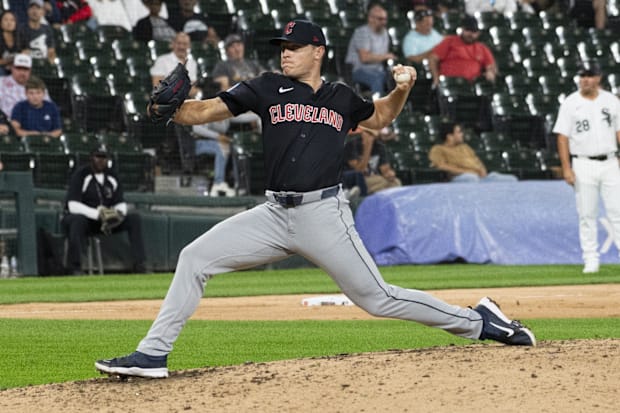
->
[218, 74, 263, 116]
[65, 167, 86, 206]
[342, 83, 375, 128]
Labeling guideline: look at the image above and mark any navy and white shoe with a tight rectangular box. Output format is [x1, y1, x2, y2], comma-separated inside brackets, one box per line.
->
[474, 297, 536, 346]
[95, 351, 169, 378]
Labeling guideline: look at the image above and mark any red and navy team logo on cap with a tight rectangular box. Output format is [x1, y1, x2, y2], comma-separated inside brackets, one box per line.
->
[285, 21, 295, 35]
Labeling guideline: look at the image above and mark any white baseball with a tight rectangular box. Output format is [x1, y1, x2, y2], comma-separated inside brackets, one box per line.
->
[394, 72, 411, 83]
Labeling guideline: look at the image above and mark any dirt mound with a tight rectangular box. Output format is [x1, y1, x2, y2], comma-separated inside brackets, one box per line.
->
[1, 340, 619, 413]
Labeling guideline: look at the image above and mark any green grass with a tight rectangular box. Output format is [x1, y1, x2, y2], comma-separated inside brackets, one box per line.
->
[1, 264, 619, 390]
[2, 264, 620, 304]
[1, 318, 618, 389]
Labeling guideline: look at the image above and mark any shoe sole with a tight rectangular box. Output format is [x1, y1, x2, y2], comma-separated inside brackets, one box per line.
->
[95, 362, 169, 378]
[478, 297, 537, 346]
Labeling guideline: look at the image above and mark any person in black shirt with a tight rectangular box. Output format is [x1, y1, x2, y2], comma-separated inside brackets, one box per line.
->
[62, 144, 146, 275]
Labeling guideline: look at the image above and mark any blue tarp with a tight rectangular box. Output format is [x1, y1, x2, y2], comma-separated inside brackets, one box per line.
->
[354, 180, 619, 265]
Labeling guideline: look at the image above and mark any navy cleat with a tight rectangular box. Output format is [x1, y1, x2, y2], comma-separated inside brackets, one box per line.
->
[95, 351, 169, 378]
[474, 297, 536, 346]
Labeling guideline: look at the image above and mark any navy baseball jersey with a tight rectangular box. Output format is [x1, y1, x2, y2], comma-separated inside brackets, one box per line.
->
[219, 72, 375, 192]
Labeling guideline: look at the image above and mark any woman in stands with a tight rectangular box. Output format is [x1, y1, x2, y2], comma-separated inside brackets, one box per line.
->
[0, 10, 22, 76]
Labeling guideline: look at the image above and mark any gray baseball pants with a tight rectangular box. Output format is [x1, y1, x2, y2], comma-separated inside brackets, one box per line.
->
[138, 190, 483, 356]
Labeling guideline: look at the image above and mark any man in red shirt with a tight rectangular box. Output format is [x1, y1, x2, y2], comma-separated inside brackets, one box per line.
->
[428, 15, 497, 87]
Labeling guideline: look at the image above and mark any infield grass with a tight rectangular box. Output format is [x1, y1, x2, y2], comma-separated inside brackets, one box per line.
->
[1, 264, 619, 389]
[1, 264, 619, 304]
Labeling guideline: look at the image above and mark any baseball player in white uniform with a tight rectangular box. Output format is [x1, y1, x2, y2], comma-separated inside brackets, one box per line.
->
[554, 61, 620, 273]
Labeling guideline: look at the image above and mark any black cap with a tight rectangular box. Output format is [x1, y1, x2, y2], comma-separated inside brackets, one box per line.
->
[414, 9, 434, 21]
[270, 20, 326, 47]
[578, 60, 602, 77]
[461, 15, 479, 32]
[91, 144, 109, 156]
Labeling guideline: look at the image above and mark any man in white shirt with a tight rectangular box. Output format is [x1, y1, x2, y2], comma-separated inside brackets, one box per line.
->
[554, 61, 620, 273]
[150, 31, 200, 98]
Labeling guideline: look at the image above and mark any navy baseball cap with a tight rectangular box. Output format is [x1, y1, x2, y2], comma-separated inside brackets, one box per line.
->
[91, 144, 109, 156]
[269, 20, 326, 47]
[461, 15, 479, 32]
[578, 60, 602, 77]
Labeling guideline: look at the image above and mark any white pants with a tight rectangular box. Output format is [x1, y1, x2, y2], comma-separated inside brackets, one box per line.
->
[573, 157, 620, 262]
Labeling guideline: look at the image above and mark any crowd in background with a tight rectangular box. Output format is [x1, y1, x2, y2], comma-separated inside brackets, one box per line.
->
[1, 0, 618, 193]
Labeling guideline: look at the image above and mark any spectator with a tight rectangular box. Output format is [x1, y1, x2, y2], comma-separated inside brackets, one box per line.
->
[553, 61, 620, 273]
[55, 0, 94, 25]
[212, 34, 265, 92]
[17, 0, 57, 63]
[402, 8, 443, 64]
[345, 3, 396, 96]
[0, 54, 50, 118]
[192, 120, 235, 196]
[0, 10, 21, 76]
[211, 33, 263, 131]
[568, 0, 607, 29]
[344, 126, 402, 194]
[150, 32, 200, 98]
[164, 0, 220, 46]
[428, 15, 497, 87]
[464, 0, 518, 16]
[132, 0, 177, 44]
[0, 109, 12, 135]
[429, 121, 518, 183]
[10, 75, 61, 138]
[44, 0, 62, 26]
[62, 144, 146, 275]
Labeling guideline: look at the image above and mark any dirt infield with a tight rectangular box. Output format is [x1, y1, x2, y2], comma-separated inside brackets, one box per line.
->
[1, 284, 619, 412]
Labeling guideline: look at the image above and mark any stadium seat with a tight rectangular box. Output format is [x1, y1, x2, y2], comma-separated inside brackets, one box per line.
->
[33, 153, 75, 189]
[112, 152, 155, 192]
[62, 130, 100, 167]
[521, 57, 560, 79]
[0, 135, 32, 172]
[479, 150, 509, 172]
[491, 93, 546, 149]
[480, 130, 518, 151]
[555, 56, 581, 78]
[475, 11, 508, 30]
[504, 74, 543, 97]
[508, 11, 543, 30]
[98, 132, 142, 154]
[526, 93, 561, 118]
[538, 73, 577, 97]
[504, 149, 552, 180]
[96, 25, 130, 43]
[521, 26, 557, 48]
[231, 130, 265, 195]
[437, 77, 491, 131]
[267, 0, 303, 21]
[23, 134, 66, 154]
[70, 74, 124, 133]
[539, 11, 571, 30]
[233, 0, 265, 14]
[337, 8, 366, 29]
[440, 10, 463, 34]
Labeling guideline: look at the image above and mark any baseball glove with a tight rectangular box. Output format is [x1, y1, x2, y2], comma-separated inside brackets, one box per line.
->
[147, 62, 192, 124]
[99, 207, 124, 235]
